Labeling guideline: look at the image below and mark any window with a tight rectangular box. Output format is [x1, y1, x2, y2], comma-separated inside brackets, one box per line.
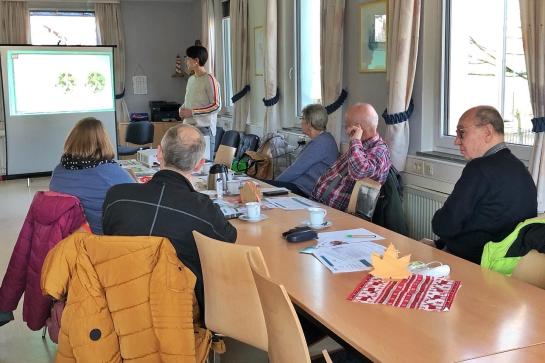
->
[30, 11, 97, 45]
[296, 0, 321, 115]
[444, 0, 533, 147]
[222, 17, 233, 111]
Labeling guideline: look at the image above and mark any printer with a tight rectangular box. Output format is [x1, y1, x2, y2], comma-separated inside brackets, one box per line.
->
[149, 101, 182, 122]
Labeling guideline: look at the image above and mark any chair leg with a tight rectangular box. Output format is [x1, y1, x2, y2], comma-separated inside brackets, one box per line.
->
[42, 325, 47, 339]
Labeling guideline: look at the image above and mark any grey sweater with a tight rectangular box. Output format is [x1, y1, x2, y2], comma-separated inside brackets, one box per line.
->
[276, 132, 338, 196]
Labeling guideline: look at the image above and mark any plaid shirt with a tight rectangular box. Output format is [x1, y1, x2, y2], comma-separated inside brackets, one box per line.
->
[311, 135, 391, 211]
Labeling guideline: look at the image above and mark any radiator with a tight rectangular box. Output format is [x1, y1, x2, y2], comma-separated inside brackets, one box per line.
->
[403, 185, 449, 241]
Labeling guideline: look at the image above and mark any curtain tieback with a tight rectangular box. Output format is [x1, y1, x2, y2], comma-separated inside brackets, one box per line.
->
[231, 85, 251, 103]
[325, 89, 348, 114]
[115, 88, 125, 99]
[262, 88, 280, 107]
[531, 117, 545, 133]
[382, 99, 415, 125]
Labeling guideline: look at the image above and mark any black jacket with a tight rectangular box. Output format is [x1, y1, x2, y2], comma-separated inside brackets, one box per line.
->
[102, 169, 237, 315]
[432, 148, 537, 264]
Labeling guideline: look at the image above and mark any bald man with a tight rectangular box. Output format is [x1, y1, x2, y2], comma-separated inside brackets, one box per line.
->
[432, 106, 536, 263]
[311, 103, 391, 211]
[102, 124, 236, 317]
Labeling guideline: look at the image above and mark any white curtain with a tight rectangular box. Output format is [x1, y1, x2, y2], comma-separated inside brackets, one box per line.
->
[95, 3, 128, 124]
[383, 0, 421, 171]
[263, 0, 279, 133]
[320, 0, 345, 145]
[201, 0, 216, 75]
[0, 0, 29, 128]
[521, 0, 545, 212]
[230, 0, 250, 131]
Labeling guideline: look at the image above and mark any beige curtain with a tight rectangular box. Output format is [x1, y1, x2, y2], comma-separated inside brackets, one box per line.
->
[320, 0, 345, 145]
[95, 3, 128, 124]
[201, 0, 216, 75]
[263, 0, 279, 133]
[0, 0, 29, 127]
[521, 0, 545, 212]
[230, 0, 250, 131]
[383, 0, 421, 171]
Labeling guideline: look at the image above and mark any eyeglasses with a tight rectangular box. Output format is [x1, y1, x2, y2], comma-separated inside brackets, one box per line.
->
[455, 124, 481, 140]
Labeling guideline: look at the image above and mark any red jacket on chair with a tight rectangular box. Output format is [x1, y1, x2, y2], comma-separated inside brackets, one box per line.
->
[0, 191, 86, 330]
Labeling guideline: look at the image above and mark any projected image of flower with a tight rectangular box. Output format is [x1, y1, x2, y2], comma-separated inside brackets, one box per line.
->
[86, 72, 106, 93]
[56, 72, 76, 93]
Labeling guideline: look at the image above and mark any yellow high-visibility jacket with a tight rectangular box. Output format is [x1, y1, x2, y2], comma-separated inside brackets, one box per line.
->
[41, 232, 199, 362]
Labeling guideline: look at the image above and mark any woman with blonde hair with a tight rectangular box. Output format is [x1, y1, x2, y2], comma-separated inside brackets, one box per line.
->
[50, 117, 134, 234]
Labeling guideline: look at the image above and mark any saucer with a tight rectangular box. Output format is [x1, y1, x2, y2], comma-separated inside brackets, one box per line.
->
[239, 214, 268, 222]
[302, 220, 332, 230]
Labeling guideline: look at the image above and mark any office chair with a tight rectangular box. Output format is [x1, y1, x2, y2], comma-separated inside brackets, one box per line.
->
[236, 133, 260, 159]
[118, 121, 154, 156]
[215, 126, 225, 153]
[219, 130, 240, 149]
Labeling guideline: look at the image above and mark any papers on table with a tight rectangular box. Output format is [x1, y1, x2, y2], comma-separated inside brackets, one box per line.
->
[265, 196, 317, 210]
[118, 159, 157, 183]
[312, 228, 386, 273]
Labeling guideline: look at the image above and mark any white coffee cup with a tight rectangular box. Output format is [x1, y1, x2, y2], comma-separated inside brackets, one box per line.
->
[226, 180, 241, 194]
[246, 202, 261, 220]
[201, 162, 213, 175]
[308, 207, 327, 227]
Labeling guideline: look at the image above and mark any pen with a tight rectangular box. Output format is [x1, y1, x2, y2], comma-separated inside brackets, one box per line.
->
[346, 234, 376, 238]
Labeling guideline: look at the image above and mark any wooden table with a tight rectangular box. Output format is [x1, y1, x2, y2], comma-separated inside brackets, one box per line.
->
[232, 204, 545, 362]
[461, 343, 545, 362]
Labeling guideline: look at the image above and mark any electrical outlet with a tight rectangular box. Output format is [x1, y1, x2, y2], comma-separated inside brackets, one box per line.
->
[412, 160, 424, 175]
[424, 162, 434, 176]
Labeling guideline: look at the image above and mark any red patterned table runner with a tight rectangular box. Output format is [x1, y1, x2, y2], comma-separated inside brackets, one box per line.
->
[347, 274, 461, 312]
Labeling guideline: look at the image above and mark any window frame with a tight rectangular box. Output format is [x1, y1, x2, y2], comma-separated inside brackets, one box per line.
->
[221, 15, 233, 115]
[434, 0, 532, 162]
[29, 9, 97, 46]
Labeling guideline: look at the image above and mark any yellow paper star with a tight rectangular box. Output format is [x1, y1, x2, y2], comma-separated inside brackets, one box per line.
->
[370, 244, 411, 280]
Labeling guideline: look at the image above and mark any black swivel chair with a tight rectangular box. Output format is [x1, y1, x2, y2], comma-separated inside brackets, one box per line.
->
[215, 126, 225, 153]
[236, 133, 260, 159]
[219, 130, 241, 149]
[118, 121, 154, 156]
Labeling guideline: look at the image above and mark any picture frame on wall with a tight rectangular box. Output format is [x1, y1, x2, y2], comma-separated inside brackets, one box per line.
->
[254, 26, 265, 76]
[360, 0, 387, 73]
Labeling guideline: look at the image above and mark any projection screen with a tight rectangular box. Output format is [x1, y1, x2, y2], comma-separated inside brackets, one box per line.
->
[0, 45, 117, 176]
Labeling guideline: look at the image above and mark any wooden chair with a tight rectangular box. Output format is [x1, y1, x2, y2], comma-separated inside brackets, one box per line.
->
[192, 231, 269, 352]
[346, 177, 381, 219]
[214, 145, 236, 167]
[248, 253, 333, 363]
[512, 250, 545, 289]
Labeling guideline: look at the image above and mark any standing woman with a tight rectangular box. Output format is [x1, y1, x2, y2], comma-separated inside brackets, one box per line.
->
[49, 117, 134, 234]
[179, 41, 221, 160]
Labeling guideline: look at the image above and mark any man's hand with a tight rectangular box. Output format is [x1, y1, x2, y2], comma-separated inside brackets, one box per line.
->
[347, 125, 363, 141]
[179, 107, 193, 119]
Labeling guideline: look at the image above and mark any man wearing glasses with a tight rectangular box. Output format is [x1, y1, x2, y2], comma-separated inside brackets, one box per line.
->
[431, 105, 537, 264]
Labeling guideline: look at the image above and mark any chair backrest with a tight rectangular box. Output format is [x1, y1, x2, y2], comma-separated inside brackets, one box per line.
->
[220, 130, 240, 148]
[236, 133, 260, 159]
[346, 178, 381, 218]
[512, 250, 545, 289]
[192, 231, 269, 351]
[215, 126, 225, 152]
[214, 145, 237, 167]
[248, 253, 311, 363]
[126, 121, 154, 145]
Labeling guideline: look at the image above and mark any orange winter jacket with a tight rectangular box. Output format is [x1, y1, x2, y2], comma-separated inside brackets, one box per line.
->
[41, 232, 200, 363]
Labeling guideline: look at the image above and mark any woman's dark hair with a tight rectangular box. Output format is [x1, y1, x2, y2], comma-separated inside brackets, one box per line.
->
[186, 40, 208, 66]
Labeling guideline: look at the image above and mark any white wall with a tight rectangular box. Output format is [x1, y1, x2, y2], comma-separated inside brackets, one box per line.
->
[122, 0, 201, 115]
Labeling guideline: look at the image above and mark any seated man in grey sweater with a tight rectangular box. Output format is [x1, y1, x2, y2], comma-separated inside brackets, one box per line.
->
[268, 104, 338, 197]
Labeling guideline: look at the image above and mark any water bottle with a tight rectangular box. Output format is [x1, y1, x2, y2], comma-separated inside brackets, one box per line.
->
[216, 177, 223, 199]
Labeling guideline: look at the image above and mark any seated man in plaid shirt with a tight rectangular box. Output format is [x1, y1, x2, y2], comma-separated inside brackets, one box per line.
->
[311, 103, 391, 211]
